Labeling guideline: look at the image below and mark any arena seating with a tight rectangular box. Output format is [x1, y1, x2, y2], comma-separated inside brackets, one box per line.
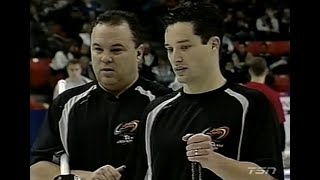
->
[273, 74, 290, 93]
[234, 41, 290, 57]
[30, 96, 47, 146]
[30, 58, 52, 90]
[30, 57, 65, 92]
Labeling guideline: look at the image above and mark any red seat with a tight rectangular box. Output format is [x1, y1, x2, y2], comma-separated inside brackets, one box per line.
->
[267, 41, 290, 57]
[273, 75, 290, 93]
[234, 41, 290, 57]
[30, 58, 52, 89]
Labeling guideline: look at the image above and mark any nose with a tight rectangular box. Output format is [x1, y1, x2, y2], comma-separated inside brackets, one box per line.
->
[172, 50, 183, 63]
[101, 53, 113, 63]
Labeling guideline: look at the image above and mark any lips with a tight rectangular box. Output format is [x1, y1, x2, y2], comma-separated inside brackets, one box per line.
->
[100, 67, 115, 77]
[174, 66, 188, 73]
[101, 67, 114, 72]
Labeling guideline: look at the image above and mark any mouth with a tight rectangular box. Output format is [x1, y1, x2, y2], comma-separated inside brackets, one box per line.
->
[174, 66, 188, 72]
[101, 67, 115, 72]
[100, 68, 115, 77]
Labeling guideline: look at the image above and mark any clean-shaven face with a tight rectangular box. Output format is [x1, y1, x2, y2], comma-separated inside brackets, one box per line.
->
[164, 22, 214, 84]
[91, 22, 143, 91]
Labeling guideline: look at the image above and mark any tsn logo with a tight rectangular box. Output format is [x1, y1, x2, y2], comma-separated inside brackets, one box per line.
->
[248, 167, 277, 175]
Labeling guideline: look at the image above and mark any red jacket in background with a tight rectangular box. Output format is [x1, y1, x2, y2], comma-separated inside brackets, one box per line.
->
[245, 82, 286, 124]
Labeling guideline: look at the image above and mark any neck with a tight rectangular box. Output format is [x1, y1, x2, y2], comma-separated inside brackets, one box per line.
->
[99, 74, 139, 97]
[251, 76, 266, 84]
[69, 76, 81, 81]
[183, 68, 226, 94]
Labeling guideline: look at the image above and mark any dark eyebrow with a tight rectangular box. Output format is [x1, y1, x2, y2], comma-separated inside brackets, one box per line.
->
[92, 43, 100, 46]
[164, 40, 191, 47]
[111, 43, 125, 48]
[92, 43, 125, 48]
[176, 40, 191, 44]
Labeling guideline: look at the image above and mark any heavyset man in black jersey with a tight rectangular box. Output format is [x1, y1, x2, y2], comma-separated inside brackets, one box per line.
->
[30, 10, 171, 180]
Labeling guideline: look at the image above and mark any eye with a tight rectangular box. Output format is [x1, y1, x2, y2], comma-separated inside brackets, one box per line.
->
[166, 47, 173, 53]
[111, 48, 123, 54]
[181, 45, 191, 50]
[94, 47, 103, 53]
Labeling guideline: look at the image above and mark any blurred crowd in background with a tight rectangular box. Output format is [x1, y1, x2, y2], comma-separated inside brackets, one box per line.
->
[30, 0, 290, 104]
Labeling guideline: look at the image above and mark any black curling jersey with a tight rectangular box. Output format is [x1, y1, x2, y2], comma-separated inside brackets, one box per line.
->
[30, 77, 172, 171]
[129, 81, 284, 180]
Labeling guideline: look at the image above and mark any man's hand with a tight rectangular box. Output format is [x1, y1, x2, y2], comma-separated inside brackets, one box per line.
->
[71, 170, 93, 180]
[182, 133, 215, 169]
[182, 133, 275, 180]
[90, 165, 125, 180]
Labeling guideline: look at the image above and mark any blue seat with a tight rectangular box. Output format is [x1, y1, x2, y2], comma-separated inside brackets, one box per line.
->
[30, 109, 47, 147]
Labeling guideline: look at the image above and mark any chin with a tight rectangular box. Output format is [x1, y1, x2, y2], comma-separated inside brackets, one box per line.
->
[176, 76, 188, 84]
[100, 76, 119, 85]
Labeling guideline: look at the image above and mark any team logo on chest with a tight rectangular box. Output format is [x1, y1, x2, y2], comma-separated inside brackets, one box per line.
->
[204, 126, 230, 150]
[114, 120, 139, 144]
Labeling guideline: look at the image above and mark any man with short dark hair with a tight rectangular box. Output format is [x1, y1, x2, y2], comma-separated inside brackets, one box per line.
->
[124, 2, 284, 180]
[30, 10, 171, 180]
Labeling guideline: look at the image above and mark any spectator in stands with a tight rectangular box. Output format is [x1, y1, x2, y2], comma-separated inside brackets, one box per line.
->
[231, 42, 253, 70]
[258, 41, 290, 88]
[152, 56, 175, 86]
[234, 10, 255, 41]
[255, 7, 280, 40]
[30, 10, 172, 180]
[138, 42, 158, 81]
[270, 55, 289, 75]
[52, 59, 92, 99]
[223, 10, 237, 37]
[279, 7, 290, 40]
[44, 22, 68, 58]
[221, 43, 233, 64]
[231, 41, 253, 83]
[79, 21, 92, 47]
[49, 38, 82, 78]
[245, 57, 286, 152]
[142, 42, 158, 69]
[222, 35, 234, 53]
[79, 0, 103, 21]
[30, 2, 46, 57]
[258, 41, 276, 66]
[221, 44, 237, 83]
[78, 44, 96, 80]
[223, 62, 238, 83]
[138, 57, 156, 81]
